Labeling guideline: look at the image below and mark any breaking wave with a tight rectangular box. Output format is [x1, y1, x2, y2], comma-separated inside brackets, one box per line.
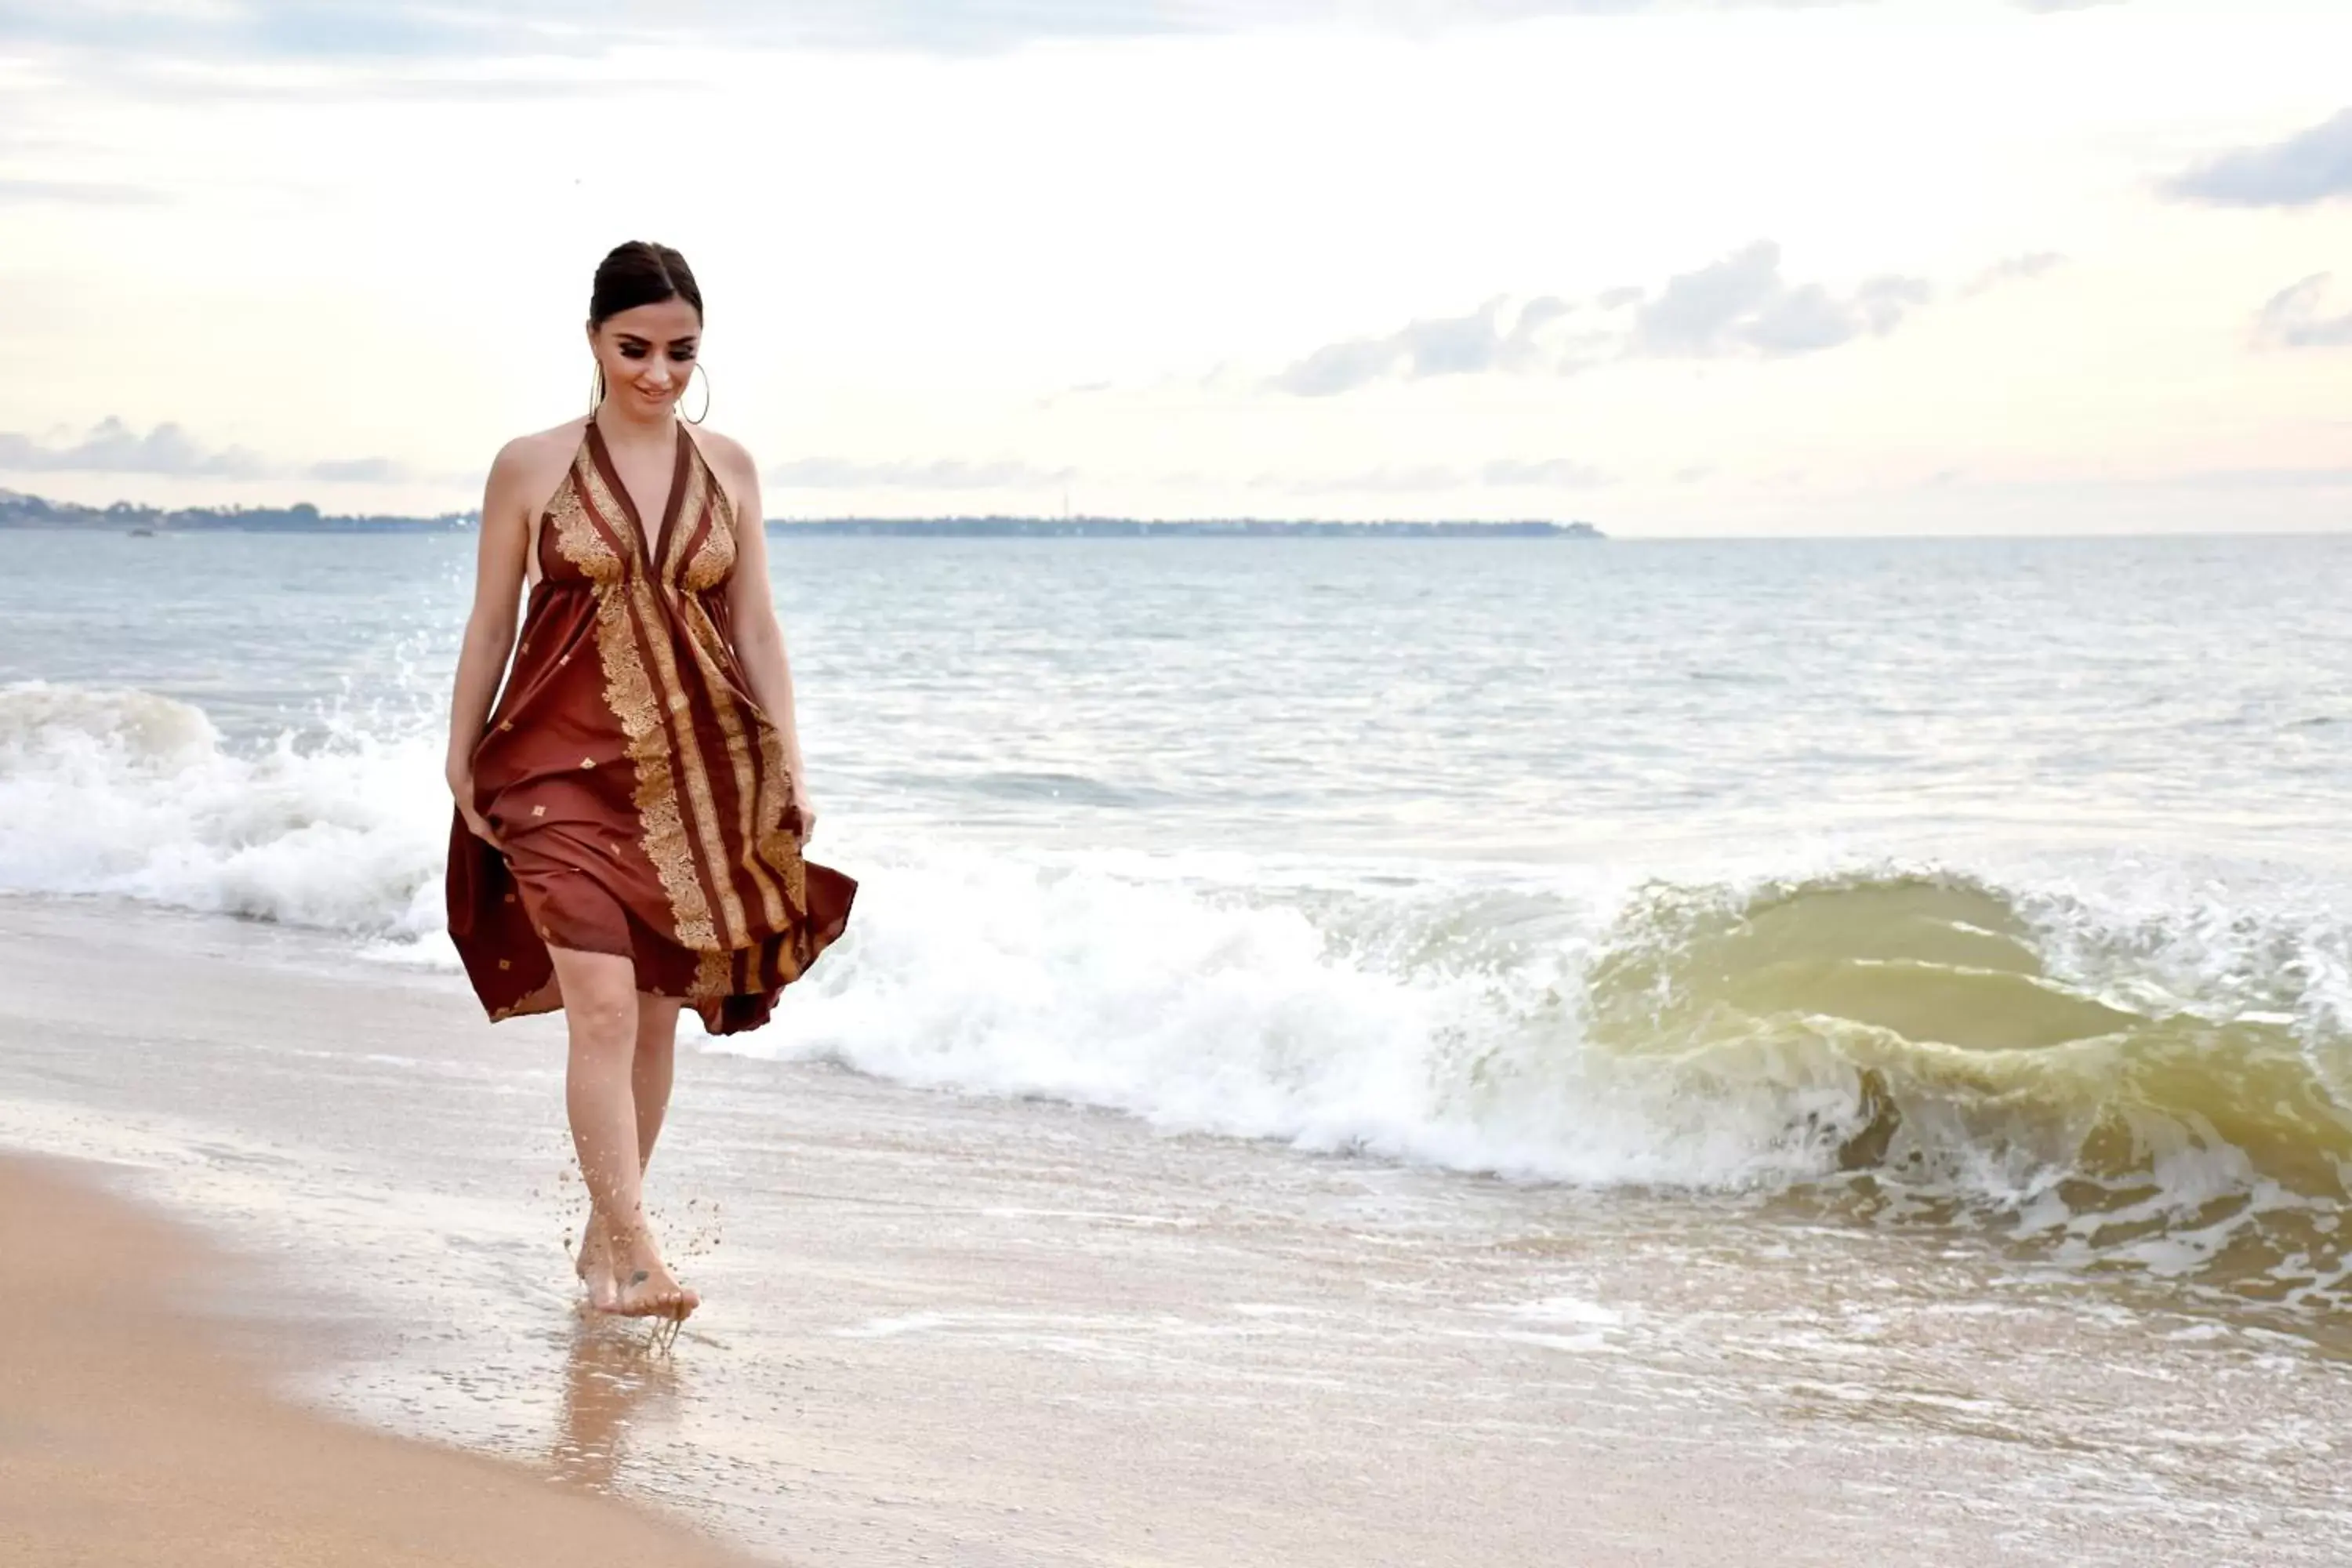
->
[8, 681, 2350, 1309]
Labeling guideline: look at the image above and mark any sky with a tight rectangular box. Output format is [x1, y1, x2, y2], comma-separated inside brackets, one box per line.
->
[0, 0, 2347, 535]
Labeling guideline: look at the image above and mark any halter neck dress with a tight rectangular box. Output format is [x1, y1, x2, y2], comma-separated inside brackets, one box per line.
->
[445, 419, 855, 1035]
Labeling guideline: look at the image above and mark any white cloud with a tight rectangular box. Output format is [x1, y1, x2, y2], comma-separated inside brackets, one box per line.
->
[1960, 251, 2067, 296]
[2163, 107, 2352, 209]
[1258, 459, 1608, 492]
[1630, 242, 1930, 358]
[0, 417, 268, 477]
[1265, 242, 1936, 397]
[0, 417, 405, 482]
[1267, 296, 1568, 397]
[766, 456, 1074, 489]
[0, 0, 2132, 64]
[2255, 275, 2352, 350]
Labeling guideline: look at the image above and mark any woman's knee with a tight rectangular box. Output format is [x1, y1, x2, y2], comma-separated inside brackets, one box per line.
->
[634, 996, 683, 1055]
[568, 994, 635, 1047]
[550, 949, 639, 1047]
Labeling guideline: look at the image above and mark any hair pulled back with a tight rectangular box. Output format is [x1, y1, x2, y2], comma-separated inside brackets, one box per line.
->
[589, 241, 702, 328]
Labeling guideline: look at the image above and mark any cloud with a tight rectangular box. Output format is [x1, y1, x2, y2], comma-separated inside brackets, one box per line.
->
[0, 1, 582, 61]
[1267, 296, 1567, 397]
[306, 456, 411, 482]
[1265, 241, 1934, 396]
[0, 0, 2130, 63]
[766, 456, 1073, 489]
[0, 176, 165, 206]
[2255, 274, 2352, 350]
[2161, 107, 2352, 209]
[1258, 458, 1609, 493]
[1479, 457, 1607, 488]
[0, 1, 1356, 60]
[0, 416, 407, 481]
[0, 417, 269, 477]
[1960, 250, 2067, 296]
[1632, 242, 1931, 358]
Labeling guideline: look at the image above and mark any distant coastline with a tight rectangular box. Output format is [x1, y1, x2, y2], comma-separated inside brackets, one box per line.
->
[0, 488, 1602, 539]
[0, 492, 474, 535]
[785, 517, 1602, 538]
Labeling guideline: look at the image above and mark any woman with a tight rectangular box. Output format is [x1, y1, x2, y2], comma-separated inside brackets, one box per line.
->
[444, 241, 855, 1327]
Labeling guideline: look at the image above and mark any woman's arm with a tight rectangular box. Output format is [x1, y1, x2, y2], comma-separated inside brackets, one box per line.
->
[445, 442, 535, 848]
[717, 449, 818, 840]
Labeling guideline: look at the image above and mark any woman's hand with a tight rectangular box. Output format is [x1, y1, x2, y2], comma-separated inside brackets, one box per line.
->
[448, 767, 506, 852]
[790, 789, 819, 844]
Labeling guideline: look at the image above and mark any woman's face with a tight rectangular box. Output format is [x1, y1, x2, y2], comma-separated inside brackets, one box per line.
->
[588, 296, 702, 417]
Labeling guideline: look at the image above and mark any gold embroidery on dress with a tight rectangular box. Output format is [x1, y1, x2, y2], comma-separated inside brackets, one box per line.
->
[546, 470, 622, 580]
[627, 568, 749, 948]
[574, 454, 720, 950]
[757, 719, 809, 898]
[578, 441, 747, 950]
[684, 520, 735, 591]
[683, 467, 736, 591]
[679, 594, 789, 931]
[676, 448, 796, 927]
[664, 452, 708, 583]
[689, 946, 732, 1002]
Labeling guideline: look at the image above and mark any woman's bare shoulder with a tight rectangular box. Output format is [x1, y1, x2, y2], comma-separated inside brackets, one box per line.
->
[683, 424, 760, 509]
[684, 423, 756, 474]
[485, 419, 590, 514]
[493, 417, 590, 471]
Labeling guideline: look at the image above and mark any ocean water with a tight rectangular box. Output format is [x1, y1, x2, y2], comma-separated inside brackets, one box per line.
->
[5, 528, 2352, 1330]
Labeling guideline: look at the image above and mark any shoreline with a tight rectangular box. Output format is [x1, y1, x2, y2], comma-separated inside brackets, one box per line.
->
[2, 892, 2348, 1564]
[0, 1150, 759, 1568]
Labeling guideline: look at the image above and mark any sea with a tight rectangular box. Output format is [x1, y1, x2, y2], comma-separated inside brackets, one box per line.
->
[2, 527, 2350, 1559]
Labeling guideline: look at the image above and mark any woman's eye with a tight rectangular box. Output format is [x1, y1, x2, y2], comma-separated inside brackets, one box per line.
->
[619, 345, 647, 359]
[673, 351, 697, 363]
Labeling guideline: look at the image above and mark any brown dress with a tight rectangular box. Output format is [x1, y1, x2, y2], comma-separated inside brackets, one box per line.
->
[445, 419, 855, 1035]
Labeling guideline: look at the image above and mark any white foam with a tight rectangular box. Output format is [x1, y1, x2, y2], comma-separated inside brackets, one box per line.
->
[8, 680, 2352, 1298]
[702, 848, 1910, 1191]
[0, 681, 451, 937]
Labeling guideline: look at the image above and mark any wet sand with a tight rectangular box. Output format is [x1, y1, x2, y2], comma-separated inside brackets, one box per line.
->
[2, 894, 2349, 1565]
[0, 1152, 757, 1568]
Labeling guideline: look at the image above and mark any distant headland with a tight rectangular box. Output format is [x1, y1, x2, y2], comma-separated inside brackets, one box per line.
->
[0, 488, 1602, 539]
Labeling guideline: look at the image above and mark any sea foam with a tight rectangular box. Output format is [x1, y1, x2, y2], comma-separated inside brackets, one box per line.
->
[6, 681, 2351, 1308]
[0, 681, 449, 936]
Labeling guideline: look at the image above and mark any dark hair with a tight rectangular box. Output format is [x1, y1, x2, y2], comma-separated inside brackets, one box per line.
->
[588, 241, 702, 328]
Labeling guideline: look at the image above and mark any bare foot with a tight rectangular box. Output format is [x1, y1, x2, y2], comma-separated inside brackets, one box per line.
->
[572, 1210, 620, 1313]
[610, 1225, 699, 1323]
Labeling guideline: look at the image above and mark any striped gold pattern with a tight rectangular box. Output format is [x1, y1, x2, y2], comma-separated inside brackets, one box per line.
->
[570, 445, 723, 950]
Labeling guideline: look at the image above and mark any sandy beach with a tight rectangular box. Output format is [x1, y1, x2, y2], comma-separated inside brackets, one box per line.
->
[1, 891, 2347, 1565]
[0, 1150, 758, 1567]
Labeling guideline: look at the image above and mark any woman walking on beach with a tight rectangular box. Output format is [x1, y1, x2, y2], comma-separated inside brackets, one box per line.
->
[443, 241, 855, 1326]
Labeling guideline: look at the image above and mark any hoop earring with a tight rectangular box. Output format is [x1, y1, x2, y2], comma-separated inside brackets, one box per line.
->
[682, 362, 710, 425]
[588, 363, 605, 416]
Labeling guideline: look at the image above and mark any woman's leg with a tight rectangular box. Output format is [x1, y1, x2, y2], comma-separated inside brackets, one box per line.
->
[633, 994, 683, 1168]
[579, 995, 684, 1304]
[549, 946, 697, 1321]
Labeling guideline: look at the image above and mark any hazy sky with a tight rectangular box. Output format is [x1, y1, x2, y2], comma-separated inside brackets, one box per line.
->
[2, 0, 2347, 535]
